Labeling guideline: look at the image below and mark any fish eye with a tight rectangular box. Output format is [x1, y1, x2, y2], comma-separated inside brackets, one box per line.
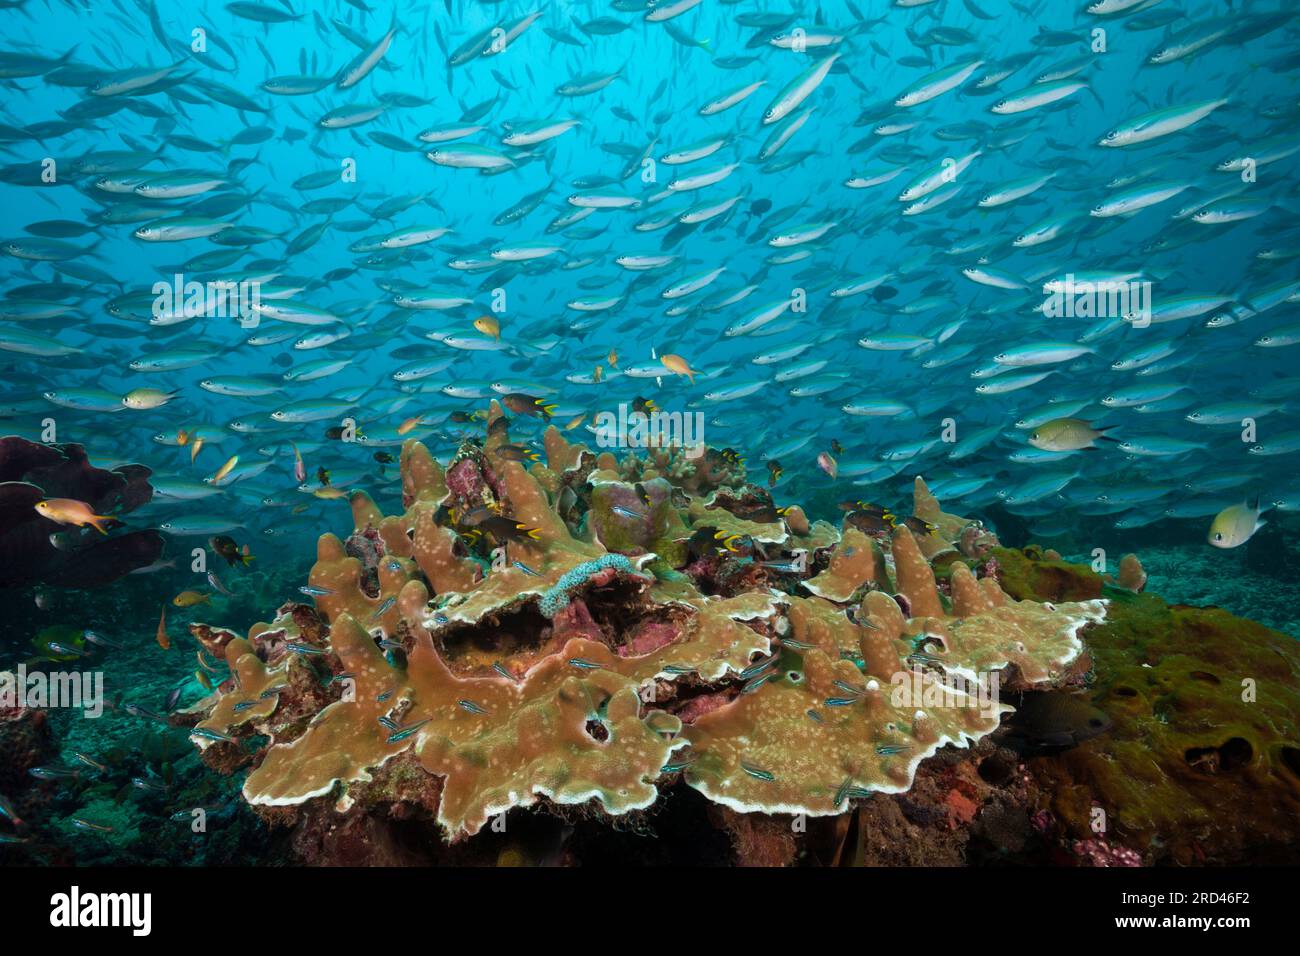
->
[1214, 533, 1223, 541]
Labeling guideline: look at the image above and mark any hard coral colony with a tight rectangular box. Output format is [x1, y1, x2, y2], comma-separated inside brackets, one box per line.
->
[183, 404, 1108, 842]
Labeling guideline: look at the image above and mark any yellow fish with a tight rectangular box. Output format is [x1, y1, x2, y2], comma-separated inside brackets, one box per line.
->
[661, 353, 696, 383]
[1208, 499, 1266, 549]
[594, 364, 603, 383]
[190, 436, 204, 463]
[474, 314, 500, 340]
[209, 454, 238, 484]
[172, 590, 211, 608]
[397, 414, 424, 435]
[565, 413, 587, 431]
[608, 347, 619, 368]
[33, 498, 113, 535]
[314, 487, 349, 500]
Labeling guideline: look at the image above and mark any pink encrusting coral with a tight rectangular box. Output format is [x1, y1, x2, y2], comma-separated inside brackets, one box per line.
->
[183, 407, 1108, 841]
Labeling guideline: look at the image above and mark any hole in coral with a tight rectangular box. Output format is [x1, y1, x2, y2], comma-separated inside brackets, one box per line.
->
[978, 751, 1016, 786]
[1111, 686, 1138, 698]
[584, 718, 609, 743]
[787, 671, 803, 684]
[1281, 747, 1300, 780]
[1219, 737, 1252, 771]
[1185, 737, 1253, 774]
[435, 601, 552, 674]
[1188, 670, 1220, 684]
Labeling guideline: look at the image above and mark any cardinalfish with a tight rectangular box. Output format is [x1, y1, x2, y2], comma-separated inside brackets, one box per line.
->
[661, 754, 696, 774]
[740, 760, 775, 782]
[386, 718, 431, 744]
[611, 504, 646, 520]
[285, 641, 327, 656]
[457, 699, 489, 716]
[299, 584, 335, 597]
[71, 818, 114, 834]
[760, 557, 805, 574]
[82, 631, 121, 651]
[491, 661, 516, 681]
[71, 752, 107, 773]
[502, 393, 558, 420]
[369, 596, 396, 622]
[29, 766, 80, 781]
[189, 725, 237, 743]
[0, 794, 25, 828]
[210, 534, 253, 567]
[124, 703, 166, 721]
[207, 569, 233, 597]
[512, 559, 542, 577]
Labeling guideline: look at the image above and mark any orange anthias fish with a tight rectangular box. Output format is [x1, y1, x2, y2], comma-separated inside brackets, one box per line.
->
[474, 315, 500, 340]
[291, 442, 305, 483]
[397, 414, 424, 435]
[156, 605, 170, 651]
[33, 498, 113, 534]
[661, 353, 696, 383]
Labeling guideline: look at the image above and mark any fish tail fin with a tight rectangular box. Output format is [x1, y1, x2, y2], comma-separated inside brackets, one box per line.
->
[88, 515, 112, 535]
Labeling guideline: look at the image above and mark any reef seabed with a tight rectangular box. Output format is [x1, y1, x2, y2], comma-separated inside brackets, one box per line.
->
[174, 406, 1300, 864]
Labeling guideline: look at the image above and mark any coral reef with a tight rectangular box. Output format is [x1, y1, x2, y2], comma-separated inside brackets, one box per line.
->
[180, 409, 1110, 852]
